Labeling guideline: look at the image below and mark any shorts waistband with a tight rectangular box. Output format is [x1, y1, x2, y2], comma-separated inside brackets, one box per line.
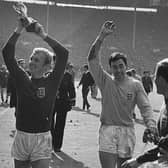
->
[16, 130, 50, 136]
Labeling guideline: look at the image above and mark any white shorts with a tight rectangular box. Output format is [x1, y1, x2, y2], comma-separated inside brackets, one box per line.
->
[99, 125, 136, 158]
[11, 130, 52, 162]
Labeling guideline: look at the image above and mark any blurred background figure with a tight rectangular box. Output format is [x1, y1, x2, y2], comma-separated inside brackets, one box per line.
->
[126, 69, 133, 77]
[0, 65, 9, 106]
[142, 71, 153, 95]
[66, 62, 75, 83]
[77, 64, 94, 111]
[51, 63, 76, 153]
[131, 68, 141, 81]
[91, 81, 98, 99]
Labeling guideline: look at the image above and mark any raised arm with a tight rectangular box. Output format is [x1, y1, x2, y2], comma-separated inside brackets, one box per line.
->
[87, 21, 115, 89]
[2, 17, 27, 77]
[88, 21, 115, 61]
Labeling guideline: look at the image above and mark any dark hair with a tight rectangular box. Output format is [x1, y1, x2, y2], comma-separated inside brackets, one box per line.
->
[131, 68, 136, 74]
[17, 59, 25, 64]
[66, 62, 73, 70]
[126, 70, 132, 76]
[108, 52, 127, 67]
[83, 64, 88, 70]
[143, 71, 149, 74]
[156, 59, 168, 82]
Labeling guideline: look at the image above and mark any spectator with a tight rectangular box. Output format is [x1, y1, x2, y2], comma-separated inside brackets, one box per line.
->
[87, 20, 158, 168]
[0, 65, 9, 105]
[67, 62, 75, 83]
[129, 68, 142, 119]
[142, 71, 153, 95]
[77, 64, 94, 110]
[126, 69, 133, 77]
[122, 58, 168, 168]
[2, 6, 68, 168]
[131, 68, 141, 81]
[51, 63, 76, 153]
[91, 81, 98, 99]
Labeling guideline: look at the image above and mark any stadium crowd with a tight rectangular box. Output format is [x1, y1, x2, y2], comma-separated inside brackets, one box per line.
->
[1, 1, 168, 168]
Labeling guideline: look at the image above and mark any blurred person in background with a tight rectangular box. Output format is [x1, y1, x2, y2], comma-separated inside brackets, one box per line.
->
[51, 62, 76, 153]
[0, 65, 9, 105]
[131, 68, 141, 81]
[142, 71, 153, 95]
[77, 64, 94, 111]
[90, 78, 98, 99]
[67, 62, 75, 83]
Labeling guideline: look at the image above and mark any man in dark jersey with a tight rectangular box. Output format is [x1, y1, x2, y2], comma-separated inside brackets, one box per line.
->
[2, 14, 68, 168]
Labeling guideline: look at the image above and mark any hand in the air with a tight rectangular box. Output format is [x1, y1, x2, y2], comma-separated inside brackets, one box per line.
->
[13, 2, 28, 18]
[99, 20, 116, 37]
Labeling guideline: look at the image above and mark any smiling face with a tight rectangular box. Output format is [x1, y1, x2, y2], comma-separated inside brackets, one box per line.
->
[110, 58, 127, 81]
[28, 48, 53, 78]
[29, 50, 49, 78]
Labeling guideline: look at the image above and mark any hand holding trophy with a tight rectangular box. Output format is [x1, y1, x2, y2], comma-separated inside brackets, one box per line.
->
[13, 2, 40, 33]
[98, 20, 116, 42]
[101, 20, 116, 36]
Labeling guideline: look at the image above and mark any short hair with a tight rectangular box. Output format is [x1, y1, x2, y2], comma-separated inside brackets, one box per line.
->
[31, 48, 53, 66]
[143, 71, 149, 74]
[17, 59, 25, 64]
[126, 70, 132, 76]
[131, 68, 136, 74]
[66, 62, 73, 70]
[108, 52, 127, 67]
[83, 64, 88, 70]
[156, 58, 168, 82]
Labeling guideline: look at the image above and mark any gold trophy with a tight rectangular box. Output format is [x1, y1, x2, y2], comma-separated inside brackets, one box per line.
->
[13, 2, 38, 32]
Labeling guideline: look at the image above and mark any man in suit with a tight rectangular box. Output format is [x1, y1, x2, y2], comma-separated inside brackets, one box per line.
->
[51, 63, 76, 152]
[77, 64, 94, 110]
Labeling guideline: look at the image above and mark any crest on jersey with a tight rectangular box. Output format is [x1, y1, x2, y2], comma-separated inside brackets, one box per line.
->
[127, 93, 133, 100]
[37, 87, 45, 98]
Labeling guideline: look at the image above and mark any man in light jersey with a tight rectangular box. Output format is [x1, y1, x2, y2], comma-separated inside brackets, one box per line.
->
[87, 20, 158, 168]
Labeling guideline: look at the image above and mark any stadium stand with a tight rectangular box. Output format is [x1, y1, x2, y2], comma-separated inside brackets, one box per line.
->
[0, 1, 167, 75]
